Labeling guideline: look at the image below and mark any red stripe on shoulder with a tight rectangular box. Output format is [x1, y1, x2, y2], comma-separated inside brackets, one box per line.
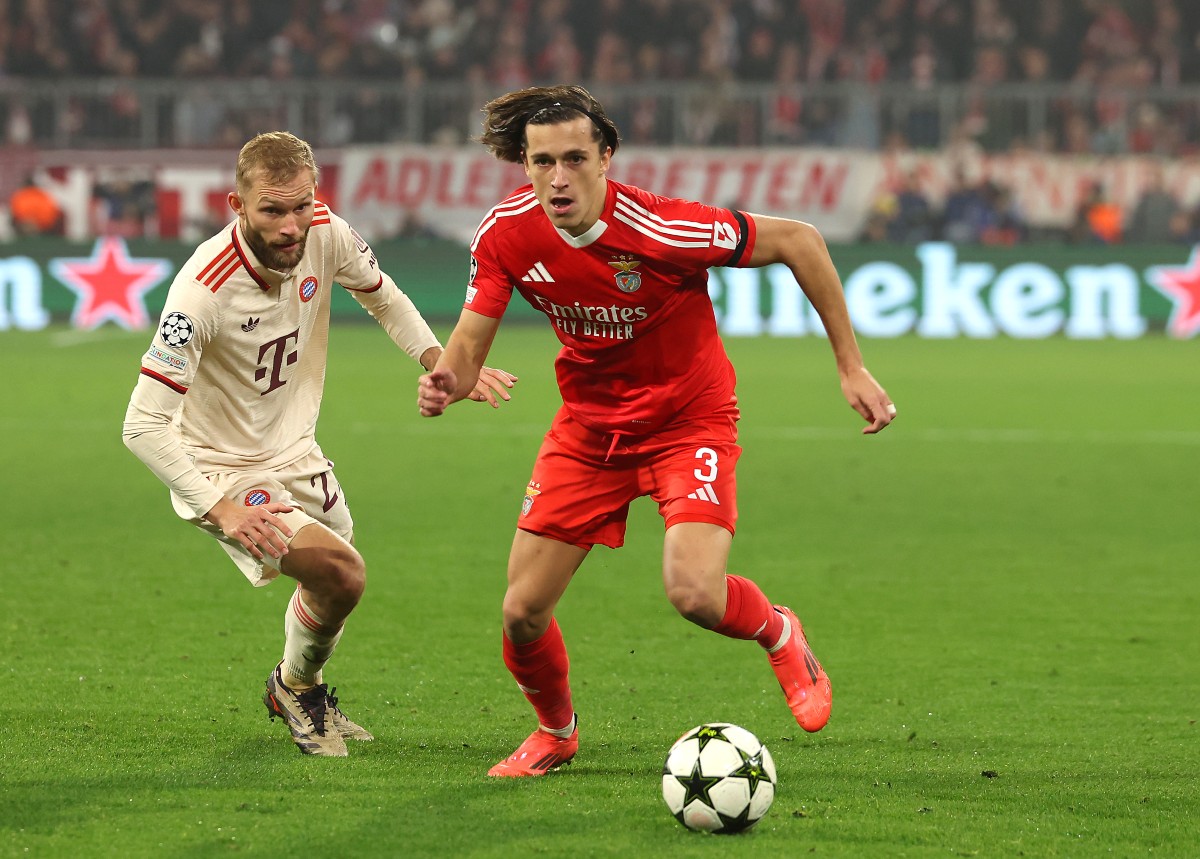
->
[141, 367, 187, 394]
[207, 255, 242, 292]
[198, 244, 236, 284]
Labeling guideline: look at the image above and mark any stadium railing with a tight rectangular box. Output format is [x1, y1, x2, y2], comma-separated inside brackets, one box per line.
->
[2, 78, 1197, 154]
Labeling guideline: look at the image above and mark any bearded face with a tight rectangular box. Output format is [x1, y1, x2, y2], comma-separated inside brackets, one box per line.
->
[231, 169, 316, 272]
[241, 217, 309, 271]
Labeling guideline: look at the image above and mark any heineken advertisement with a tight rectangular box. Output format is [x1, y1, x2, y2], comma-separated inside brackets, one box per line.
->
[0, 236, 1194, 338]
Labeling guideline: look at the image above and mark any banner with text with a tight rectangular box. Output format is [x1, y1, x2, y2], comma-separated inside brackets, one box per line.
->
[1, 238, 1193, 339]
[20, 147, 1200, 246]
[337, 146, 1200, 244]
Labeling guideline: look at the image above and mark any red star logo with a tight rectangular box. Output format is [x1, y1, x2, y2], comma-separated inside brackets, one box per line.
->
[1147, 246, 1200, 339]
[50, 237, 172, 330]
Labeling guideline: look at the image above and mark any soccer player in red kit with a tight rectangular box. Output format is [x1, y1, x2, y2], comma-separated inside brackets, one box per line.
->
[418, 85, 897, 777]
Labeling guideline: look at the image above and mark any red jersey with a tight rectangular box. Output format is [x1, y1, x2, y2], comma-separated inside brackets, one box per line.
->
[467, 179, 757, 433]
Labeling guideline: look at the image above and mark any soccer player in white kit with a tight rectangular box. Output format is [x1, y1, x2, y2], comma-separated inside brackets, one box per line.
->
[123, 132, 516, 756]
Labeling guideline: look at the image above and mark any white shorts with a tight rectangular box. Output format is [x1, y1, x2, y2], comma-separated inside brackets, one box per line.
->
[171, 450, 355, 587]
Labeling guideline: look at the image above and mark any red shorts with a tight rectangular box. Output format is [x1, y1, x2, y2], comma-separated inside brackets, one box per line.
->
[518, 405, 741, 549]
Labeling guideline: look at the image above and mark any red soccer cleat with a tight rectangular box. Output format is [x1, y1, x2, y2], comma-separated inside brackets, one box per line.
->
[487, 718, 579, 777]
[767, 606, 832, 732]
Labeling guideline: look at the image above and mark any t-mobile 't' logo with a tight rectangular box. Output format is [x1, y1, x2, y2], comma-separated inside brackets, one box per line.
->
[254, 329, 299, 394]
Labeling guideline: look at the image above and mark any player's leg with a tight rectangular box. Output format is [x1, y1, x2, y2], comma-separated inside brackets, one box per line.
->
[488, 410, 636, 776]
[271, 457, 375, 749]
[488, 530, 589, 777]
[654, 434, 831, 732]
[192, 470, 366, 755]
[661, 521, 734, 627]
[258, 521, 364, 756]
[278, 522, 364, 685]
[660, 521, 830, 732]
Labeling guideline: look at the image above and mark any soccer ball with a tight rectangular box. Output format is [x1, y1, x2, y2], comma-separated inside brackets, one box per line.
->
[661, 722, 776, 834]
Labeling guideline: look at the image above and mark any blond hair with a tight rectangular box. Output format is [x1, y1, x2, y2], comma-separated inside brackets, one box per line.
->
[235, 132, 319, 194]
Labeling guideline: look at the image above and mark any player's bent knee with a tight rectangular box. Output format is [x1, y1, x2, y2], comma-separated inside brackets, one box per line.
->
[665, 581, 721, 628]
[326, 549, 366, 602]
[501, 598, 552, 643]
[286, 544, 365, 607]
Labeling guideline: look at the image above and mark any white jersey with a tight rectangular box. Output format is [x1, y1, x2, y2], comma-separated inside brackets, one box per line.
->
[123, 201, 440, 518]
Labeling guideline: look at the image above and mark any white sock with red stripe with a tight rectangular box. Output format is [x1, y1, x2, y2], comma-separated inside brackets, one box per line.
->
[282, 588, 343, 690]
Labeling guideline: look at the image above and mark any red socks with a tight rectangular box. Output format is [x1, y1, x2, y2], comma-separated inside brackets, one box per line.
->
[503, 578, 781, 731]
[712, 574, 785, 648]
[502, 617, 575, 732]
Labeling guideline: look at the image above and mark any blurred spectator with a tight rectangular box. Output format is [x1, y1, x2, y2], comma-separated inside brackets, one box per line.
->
[863, 172, 935, 244]
[898, 32, 948, 148]
[1070, 181, 1123, 244]
[859, 195, 894, 243]
[9, 174, 63, 236]
[1167, 205, 1200, 244]
[978, 182, 1028, 246]
[1125, 162, 1181, 243]
[940, 169, 992, 243]
[888, 172, 935, 243]
[92, 172, 158, 238]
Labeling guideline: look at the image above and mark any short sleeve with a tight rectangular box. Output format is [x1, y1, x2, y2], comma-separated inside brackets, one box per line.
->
[463, 231, 514, 319]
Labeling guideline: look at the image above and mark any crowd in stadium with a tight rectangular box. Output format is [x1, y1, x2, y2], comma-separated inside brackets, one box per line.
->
[4, 0, 1200, 244]
[1, 1, 1197, 154]
[5, 0, 1198, 89]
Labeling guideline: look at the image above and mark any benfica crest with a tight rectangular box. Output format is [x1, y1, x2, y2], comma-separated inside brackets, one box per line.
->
[521, 481, 542, 517]
[609, 256, 642, 293]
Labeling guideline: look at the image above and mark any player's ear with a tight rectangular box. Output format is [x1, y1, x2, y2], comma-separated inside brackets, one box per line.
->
[228, 191, 243, 216]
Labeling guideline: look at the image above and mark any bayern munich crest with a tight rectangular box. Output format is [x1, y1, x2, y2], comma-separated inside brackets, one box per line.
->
[609, 257, 642, 293]
[244, 489, 271, 506]
[299, 276, 319, 302]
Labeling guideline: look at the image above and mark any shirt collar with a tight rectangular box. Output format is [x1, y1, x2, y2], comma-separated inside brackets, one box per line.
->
[555, 218, 607, 248]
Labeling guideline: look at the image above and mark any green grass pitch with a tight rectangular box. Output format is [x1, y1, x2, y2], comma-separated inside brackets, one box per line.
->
[2, 323, 1197, 857]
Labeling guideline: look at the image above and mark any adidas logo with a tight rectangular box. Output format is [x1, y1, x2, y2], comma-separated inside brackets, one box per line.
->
[521, 261, 555, 283]
[241, 317, 260, 332]
[686, 484, 720, 504]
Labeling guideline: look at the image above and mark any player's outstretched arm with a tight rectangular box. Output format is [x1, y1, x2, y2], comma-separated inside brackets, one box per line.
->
[747, 214, 897, 434]
[418, 309, 504, 417]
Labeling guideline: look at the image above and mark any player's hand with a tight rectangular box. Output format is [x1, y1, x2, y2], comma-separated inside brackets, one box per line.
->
[468, 366, 518, 408]
[840, 366, 896, 435]
[418, 368, 457, 417]
[206, 498, 295, 560]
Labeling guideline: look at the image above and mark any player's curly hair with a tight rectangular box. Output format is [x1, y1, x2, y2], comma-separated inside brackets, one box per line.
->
[235, 131, 320, 194]
[479, 85, 621, 164]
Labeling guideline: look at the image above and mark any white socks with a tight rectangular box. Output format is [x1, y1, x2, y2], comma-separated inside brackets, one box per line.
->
[282, 588, 343, 689]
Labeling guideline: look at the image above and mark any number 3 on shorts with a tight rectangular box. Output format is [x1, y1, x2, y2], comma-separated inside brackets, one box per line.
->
[693, 447, 719, 482]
